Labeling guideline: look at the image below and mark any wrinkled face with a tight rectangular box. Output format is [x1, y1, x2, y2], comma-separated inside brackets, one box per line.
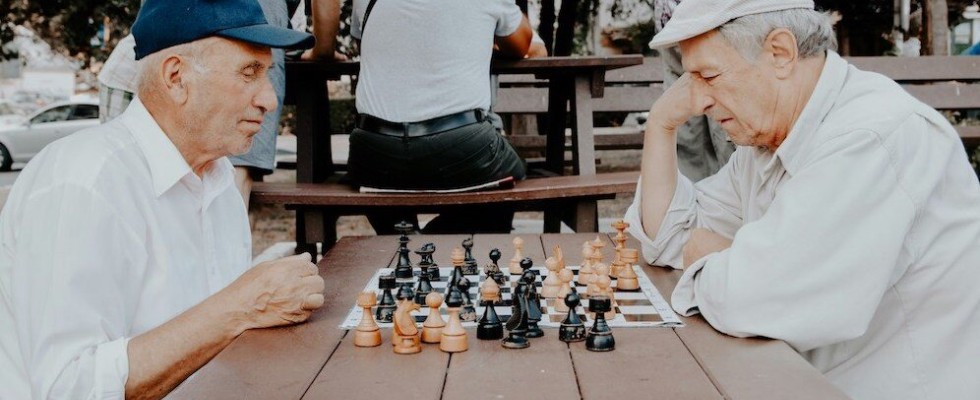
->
[183, 38, 276, 158]
[679, 30, 784, 149]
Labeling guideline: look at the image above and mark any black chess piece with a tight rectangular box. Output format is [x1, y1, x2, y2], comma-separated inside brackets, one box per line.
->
[522, 268, 544, 338]
[416, 243, 439, 280]
[502, 279, 530, 349]
[558, 292, 586, 342]
[461, 237, 479, 275]
[488, 248, 505, 285]
[457, 276, 477, 322]
[376, 274, 397, 323]
[414, 267, 433, 305]
[394, 222, 414, 279]
[585, 295, 615, 352]
[477, 293, 504, 341]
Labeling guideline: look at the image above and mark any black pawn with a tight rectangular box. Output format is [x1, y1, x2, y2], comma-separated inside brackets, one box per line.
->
[394, 222, 414, 279]
[462, 237, 479, 275]
[376, 275, 397, 323]
[477, 293, 504, 340]
[558, 292, 586, 342]
[488, 248, 505, 285]
[414, 267, 433, 305]
[457, 276, 477, 322]
[585, 295, 615, 352]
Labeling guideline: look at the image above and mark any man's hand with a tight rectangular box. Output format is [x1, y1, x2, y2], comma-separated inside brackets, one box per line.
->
[682, 228, 733, 269]
[648, 72, 700, 134]
[225, 253, 326, 332]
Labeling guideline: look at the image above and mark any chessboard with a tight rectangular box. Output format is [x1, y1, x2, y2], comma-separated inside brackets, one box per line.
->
[340, 264, 684, 330]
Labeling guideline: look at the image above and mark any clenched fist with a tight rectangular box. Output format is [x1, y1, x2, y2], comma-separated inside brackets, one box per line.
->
[223, 253, 326, 332]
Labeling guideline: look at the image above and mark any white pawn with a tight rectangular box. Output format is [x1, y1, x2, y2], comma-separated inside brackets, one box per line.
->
[354, 291, 382, 347]
[541, 256, 561, 298]
[421, 292, 446, 344]
[594, 274, 617, 321]
[509, 237, 525, 275]
[577, 243, 595, 287]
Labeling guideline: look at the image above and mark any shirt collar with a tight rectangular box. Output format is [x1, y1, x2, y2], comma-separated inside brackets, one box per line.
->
[762, 51, 849, 177]
[119, 98, 234, 199]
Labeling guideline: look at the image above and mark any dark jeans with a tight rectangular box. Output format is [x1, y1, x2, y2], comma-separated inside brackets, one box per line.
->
[347, 120, 526, 234]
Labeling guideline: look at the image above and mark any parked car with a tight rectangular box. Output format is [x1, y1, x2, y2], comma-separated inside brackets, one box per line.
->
[0, 100, 100, 171]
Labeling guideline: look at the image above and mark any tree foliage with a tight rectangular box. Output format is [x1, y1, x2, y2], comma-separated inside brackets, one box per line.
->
[1, 0, 141, 64]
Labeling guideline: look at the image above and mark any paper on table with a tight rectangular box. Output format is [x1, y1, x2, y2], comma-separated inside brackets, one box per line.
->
[358, 176, 515, 194]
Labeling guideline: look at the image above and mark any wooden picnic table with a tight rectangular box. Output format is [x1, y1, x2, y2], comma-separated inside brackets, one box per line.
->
[170, 233, 847, 399]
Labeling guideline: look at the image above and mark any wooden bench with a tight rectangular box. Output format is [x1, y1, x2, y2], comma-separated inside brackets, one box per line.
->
[258, 56, 643, 255]
[498, 55, 980, 154]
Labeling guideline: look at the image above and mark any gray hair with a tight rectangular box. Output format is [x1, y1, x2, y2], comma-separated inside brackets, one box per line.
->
[717, 8, 837, 61]
[136, 38, 215, 99]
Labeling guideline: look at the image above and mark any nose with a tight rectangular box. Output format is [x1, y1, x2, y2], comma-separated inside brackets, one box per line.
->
[690, 79, 715, 116]
[254, 76, 278, 115]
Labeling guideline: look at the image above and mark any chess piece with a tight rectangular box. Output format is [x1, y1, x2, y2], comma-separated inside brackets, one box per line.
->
[594, 273, 617, 320]
[590, 236, 606, 262]
[577, 243, 595, 287]
[509, 237, 524, 275]
[461, 237, 479, 275]
[553, 244, 565, 270]
[486, 248, 506, 285]
[519, 261, 544, 338]
[421, 292, 446, 344]
[415, 243, 439, 280]
[457, 276, 477, 322]
[414, 266, 433, 305]
[393, 285, 422, 354]
[610, 220, 629, 277]
[554, 269, 574, 313]
[477, 278, 504, 340]
[376, 274, 397, 323]
[541, 256, 561, 299]
[354, 291, 382, 347]
[394, 221, 414, 279]
[585, 295, 615, 352]
[440, 281, 469, 353]
[616, 248, 640, 291]
[447, 247, 466, 294]
[502, 281, 530, 349]
[589, 263, 611, 297]
[558, 292, 586, 343]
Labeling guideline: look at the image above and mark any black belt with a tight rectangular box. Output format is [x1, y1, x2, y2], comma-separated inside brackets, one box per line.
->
[356, 109, 486, 138]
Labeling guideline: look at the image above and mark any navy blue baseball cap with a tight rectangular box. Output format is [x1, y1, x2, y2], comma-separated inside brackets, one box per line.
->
[132, 0, 315, 60]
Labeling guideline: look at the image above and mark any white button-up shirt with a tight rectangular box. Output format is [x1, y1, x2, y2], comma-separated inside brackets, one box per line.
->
[625, 52, 980, 399]
[0, 99, 251, 399]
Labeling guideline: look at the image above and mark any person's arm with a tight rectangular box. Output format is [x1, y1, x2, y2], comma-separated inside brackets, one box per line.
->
[125, 254, 323, 399]
[672, 130, 915, 351]
[494, 14, 532, 59]
[302, 0, 342, 60]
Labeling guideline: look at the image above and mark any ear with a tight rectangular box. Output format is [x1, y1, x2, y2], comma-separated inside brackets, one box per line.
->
[763, 28, 798, 79]
[160, 55, 190, 104]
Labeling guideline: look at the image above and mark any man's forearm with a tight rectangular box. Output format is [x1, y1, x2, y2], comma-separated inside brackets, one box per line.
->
[310, 0, 340, 58]
[124, 292, 246, 400]
[640, 123, 679, 241]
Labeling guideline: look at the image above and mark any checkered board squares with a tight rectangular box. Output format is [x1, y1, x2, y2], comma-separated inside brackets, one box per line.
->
[341, 265, 683, 329]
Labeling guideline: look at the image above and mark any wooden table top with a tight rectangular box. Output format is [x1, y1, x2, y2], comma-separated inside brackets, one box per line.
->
[170, 233, 847, 400]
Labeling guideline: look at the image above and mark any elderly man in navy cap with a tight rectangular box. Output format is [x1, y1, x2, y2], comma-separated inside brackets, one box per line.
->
[624, 0, 980, 398]
[0, 1, 324, 398]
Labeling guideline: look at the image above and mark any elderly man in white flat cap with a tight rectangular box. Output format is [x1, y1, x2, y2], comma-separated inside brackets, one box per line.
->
[624, 0, 980, 398]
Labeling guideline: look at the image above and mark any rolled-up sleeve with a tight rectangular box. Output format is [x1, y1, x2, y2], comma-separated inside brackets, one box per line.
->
[10, 182, 143, 399]
[671, 131, 915, 352]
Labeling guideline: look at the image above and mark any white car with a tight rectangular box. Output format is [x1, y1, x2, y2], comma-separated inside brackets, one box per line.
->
[0, 100, 100, 171]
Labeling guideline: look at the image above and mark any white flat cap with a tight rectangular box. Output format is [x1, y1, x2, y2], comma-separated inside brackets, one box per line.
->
[648, 0, 815, 49]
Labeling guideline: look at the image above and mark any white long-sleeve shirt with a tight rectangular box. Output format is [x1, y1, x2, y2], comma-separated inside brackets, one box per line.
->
[625, 51, 980, 399]
[0, 99, 251, 399]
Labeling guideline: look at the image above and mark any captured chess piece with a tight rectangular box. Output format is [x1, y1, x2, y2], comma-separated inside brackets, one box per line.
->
[393, 285, 422, 354]
[440, 282, 469, 353]
[394, 221, 414, 279]
[477, 278, 504, 340]
[421, 292, 446, 344]
[457, 276, 477, 322]
[376, 274, 397, 323]
[616, 248, 640, 291]
[509, 237, 524, 275]
[354, 291, 382, 347]
[558, 292, 586, 343]
[461, 237, 479, 275]
[486, 248, 506, 285]
[585, 295, 615, 352]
